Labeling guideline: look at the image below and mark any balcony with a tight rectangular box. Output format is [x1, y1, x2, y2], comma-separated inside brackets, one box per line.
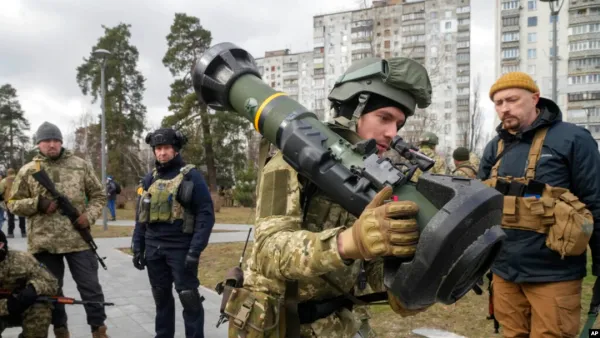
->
[501, 40, 520, 49]
[501, 8, 522, 17]
[457, 33, 470, 42]
[570, 13, 600, 25]
[458, 23, 470, 31]
[501, 24, 520, 33]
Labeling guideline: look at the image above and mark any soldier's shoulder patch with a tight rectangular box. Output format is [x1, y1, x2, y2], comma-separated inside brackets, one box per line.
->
[259, 169, 291, 218]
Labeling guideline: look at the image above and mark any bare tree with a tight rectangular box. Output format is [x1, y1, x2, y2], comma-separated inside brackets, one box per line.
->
[463, 73, 485, 155]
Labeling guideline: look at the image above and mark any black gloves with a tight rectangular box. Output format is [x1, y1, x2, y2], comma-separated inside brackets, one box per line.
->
[185, 254, 199, 273]
[7, 284, 38, 315]
[132, 251, 146, 270]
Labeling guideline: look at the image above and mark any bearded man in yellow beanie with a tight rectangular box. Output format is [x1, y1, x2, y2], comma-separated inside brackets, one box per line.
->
[478, 71, 600, 337]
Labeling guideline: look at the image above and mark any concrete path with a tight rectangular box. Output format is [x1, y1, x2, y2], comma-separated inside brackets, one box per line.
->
[2, 229, 253, 338]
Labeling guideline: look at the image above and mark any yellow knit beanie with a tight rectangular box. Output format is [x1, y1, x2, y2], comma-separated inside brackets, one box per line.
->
[489, 72, 539, 100]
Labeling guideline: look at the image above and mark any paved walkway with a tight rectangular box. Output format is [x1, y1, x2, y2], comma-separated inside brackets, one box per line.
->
[2, 227, 253, 338]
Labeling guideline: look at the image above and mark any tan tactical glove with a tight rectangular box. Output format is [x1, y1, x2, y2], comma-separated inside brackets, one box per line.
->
[338, 186, 419, 260]
[388, 291, 430, 317]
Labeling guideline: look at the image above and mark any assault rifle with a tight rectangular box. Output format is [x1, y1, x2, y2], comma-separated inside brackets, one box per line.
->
[31, 169, 107, 270]
[215, 227, 252, 328]
[0, 289, 114, 306]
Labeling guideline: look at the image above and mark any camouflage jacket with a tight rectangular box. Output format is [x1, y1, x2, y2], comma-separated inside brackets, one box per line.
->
[7, 150, 106, 254]
[451, 161, 478, 178]
[0, 250, 59, 315]
[469, 152, 480, 172]
[242, 151, 384, 337]
[410, 145, 447, 182]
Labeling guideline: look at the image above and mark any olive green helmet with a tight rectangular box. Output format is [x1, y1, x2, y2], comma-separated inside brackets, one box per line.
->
[419, 132, 439, 146]
[328, 57, 432, 121]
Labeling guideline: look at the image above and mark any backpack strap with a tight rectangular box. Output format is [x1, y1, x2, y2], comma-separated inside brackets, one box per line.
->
[525, 127, 549, 180]
[453, 164, 478, 177]
[490, 140, 504, 180]
[490, 126, 549, 181]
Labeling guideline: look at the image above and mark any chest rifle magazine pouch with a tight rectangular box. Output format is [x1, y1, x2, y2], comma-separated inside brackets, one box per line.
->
[546, 191, 594, 258]
[150, 185, 173, 222]
[138, 191, 151, 224]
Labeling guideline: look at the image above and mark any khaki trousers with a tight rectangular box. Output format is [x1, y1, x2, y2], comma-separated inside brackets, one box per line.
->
[492, 273, 582, 338]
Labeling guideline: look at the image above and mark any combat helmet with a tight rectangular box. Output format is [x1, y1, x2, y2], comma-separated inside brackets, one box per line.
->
[328, 56, 432, 131]
[419, 132, 439, 146]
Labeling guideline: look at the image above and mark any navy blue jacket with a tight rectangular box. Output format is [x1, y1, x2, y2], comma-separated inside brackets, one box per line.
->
[132, 155, 215, 258]
[479, 98, 600, 283]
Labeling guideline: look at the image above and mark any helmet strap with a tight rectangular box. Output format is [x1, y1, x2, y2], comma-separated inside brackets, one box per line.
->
[348, 93, 371, 132]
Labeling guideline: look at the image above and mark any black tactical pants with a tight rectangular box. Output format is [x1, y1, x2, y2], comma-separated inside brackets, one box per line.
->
[6, 211, 25, 236]
[146, 245, 205, 338]
[33, 249, 107, 329]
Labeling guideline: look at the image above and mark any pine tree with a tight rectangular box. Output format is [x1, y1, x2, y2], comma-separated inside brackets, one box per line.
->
[0, 84, 30, 169]
[76, 23, 147, 185]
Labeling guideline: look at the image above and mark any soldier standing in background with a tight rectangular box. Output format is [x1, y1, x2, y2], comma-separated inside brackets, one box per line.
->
[6, 121, 109, 338]
[451, 147, 478, 178]
[132, 128, 215, 338]
[0, 169, 26, 238]
[410, 132, 447, 182]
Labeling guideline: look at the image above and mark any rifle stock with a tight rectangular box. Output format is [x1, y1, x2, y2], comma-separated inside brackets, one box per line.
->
[31, 169, 107, 270]
[0, 290, 114, 306]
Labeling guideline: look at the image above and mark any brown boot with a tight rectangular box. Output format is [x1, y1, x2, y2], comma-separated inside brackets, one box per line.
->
[92, 325, 109, 338]
[54, 326, 70, 338]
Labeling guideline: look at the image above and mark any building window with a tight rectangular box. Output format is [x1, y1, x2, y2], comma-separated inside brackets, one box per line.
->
[528, 48, 537, 59]
[502, 17, 519, 27]
[527, 65, 536, 74]
[528, 16, 538, 27]
[550, 15, 558, 23]
[528, 32, 537, 43]
[501, 1, 519, 10]
[502, 32, 519, 42]
[502, 48, 519, 59]
[550, 46, 558, 56]
[431, 12, 437, 19]
[528, 0, 536, 10]
[445, 21, 451, 29]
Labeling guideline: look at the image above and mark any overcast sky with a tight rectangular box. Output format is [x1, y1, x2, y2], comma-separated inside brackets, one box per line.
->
[0, 0, 496, 144]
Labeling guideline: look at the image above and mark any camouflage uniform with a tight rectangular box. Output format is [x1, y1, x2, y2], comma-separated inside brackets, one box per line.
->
[7, 137, 109, 335]
[410, 145, 447, 183]
[241, 151, 382, 337]
[0, 250, 58, 337]
[7, 150, 106, 254]
[469, 152, 480, 172]
[451, 161, 478, 179]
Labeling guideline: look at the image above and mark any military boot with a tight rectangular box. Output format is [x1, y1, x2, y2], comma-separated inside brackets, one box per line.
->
[91, 325, 109, 338]
[54, 326, 70, 338]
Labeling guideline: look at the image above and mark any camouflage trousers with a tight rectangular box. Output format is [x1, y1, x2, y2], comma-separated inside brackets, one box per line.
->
[0, 303, 53, 338]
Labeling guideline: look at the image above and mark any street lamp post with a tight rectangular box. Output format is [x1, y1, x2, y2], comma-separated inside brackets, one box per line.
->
[93, 48, 111, 230]
[540, 0, 565, 103]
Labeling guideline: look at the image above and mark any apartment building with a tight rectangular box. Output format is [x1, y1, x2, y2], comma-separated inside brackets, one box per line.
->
[495, 0, 570, 117]
[565, 0, 600, 148]
[254, 49, 317, 116]
[313, 0, 473, 158]
[495, 0, 600, 149]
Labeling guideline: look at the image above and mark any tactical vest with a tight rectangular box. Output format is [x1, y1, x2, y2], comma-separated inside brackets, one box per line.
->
[483, 127, 594, 258]
[138, 164, 194, 224]
[452, 164, 478, 178]
[2, 177, 14, 201]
